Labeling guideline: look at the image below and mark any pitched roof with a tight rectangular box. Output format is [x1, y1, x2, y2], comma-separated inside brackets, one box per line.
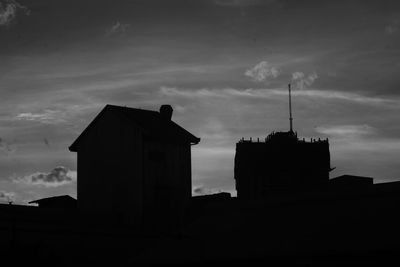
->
[28, 195, 77, 204]
[69, 105, 200, 152]
[330, 175, 374, 185]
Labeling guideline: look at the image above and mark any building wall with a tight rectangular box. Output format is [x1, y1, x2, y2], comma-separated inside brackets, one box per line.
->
[77, 111, 144, 227]
[76, 111, 193, 229]
[142, 139, 191, 229]
[235, 139, 330, 199]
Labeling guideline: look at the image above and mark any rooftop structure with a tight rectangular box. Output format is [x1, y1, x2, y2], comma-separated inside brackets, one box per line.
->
[234, 84, 332, 199]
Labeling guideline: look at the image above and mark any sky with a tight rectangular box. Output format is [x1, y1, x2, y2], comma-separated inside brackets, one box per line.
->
[1, 0, 400, 203]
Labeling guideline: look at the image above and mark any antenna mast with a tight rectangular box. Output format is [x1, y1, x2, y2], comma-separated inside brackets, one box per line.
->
[288, 83, 293, 133]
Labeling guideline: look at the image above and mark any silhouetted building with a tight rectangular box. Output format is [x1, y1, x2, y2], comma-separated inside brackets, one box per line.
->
[69, 104, 200, 227]
[234, 84, 332, 199]
[192, 192, 232, 203]
[29, 195, 77, 209]
[330, 174, 373, 190]
[235, 131, 331, 199]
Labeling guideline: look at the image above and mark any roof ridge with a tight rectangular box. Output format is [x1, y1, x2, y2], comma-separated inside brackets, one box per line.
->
[69, 104, 200, 152]
[28, 195, 75, 203]
[106, 104, 159, 114]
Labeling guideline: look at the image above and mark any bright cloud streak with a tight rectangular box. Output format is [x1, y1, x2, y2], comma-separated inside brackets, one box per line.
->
[15, 110, 67, 124]
[160, 86, 400, 107]
[315, 124, 375, 136]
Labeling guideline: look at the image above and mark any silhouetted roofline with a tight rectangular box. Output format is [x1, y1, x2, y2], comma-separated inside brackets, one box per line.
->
[28, 195, 76, 204]
[69, 104, 200, 152]
[330, 174, 374, 181]
[69, 105, 108, 152]
[238, 131, 329, 145]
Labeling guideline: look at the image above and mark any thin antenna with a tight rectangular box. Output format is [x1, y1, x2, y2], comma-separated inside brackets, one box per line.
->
[288, 83, 293, 133]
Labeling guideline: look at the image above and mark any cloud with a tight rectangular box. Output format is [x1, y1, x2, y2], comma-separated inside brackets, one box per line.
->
[15, 166, 77, 187]
[215, 0, 277, 7]
[315, 124, 375, 137]
[385, 19, 399, 35]
[15, 109, 67, 124]
[0, 137, 16, 154]
[291, 71, 318, 89]
[0, 0, 30, 26]
[105, 21, 130, 37]
[292, 72, 304, 80]
[192, 185, 222, 196]
[160, 86, 224, 98]
[0, 191, 15, 202]
[43, 138, 50, 147]
[289, 89, 399, 106]
[245, 61, 279, 82]
[159, 86, 400, 107]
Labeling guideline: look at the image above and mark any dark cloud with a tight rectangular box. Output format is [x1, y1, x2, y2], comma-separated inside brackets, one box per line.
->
[193, 185, 205, 195]
[192, 185, 222, 196]
[15, 166, 76, 187]
[0, 137, 16, 154]
[43, 137, 50, 147]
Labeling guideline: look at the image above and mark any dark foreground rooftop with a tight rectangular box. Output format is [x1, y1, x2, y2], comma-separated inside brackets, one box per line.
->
[1, 181, 400, 265]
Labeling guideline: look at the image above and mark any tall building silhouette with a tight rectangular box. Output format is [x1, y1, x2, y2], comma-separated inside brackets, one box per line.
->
[234, 84, 332, 199]
[69, 104, 200, 227]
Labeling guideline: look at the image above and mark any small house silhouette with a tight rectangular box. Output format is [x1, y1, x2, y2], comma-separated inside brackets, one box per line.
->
[69, 104, 200, 228]
[28, 195, 77, 209]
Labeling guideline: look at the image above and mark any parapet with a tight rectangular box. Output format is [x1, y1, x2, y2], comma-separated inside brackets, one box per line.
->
[238, 131, 328, 145]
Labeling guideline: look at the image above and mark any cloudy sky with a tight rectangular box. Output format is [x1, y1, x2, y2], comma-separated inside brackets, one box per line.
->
[1, 0, 400, 203]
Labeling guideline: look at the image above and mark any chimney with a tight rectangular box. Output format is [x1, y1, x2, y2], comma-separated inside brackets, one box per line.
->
[159, 105, 173, 120]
